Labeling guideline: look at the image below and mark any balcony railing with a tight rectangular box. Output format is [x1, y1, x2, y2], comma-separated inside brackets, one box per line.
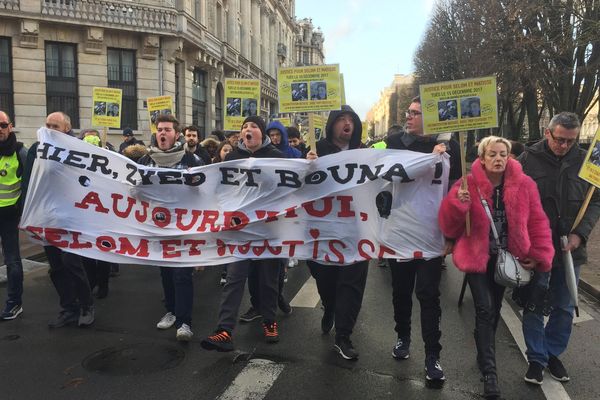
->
[0, 0, 20, 10]
[41, 0, 177, 32]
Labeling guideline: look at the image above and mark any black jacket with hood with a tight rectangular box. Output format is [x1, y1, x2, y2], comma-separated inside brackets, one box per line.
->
[225, 135, 284, 160]
[315, 105, 365, 157]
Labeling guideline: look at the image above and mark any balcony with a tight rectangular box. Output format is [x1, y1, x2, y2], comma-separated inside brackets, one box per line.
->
[40, 0, 177, 32]
[0, 0, 20, 10]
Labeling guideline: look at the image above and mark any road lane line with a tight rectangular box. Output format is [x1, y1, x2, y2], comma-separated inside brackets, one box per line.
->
[501, 300, 572, 400]
[290, 276, 320, 308]
[217, 359, 284, 400]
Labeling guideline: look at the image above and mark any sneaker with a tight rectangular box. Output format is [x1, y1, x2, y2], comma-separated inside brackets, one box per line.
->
[283, 271, 288, 283]
[1, 304, 23, 320]
[201, 330, 234, 352]
[392, 337, 410, 359]
[524, 362, 544, 385]
[176, 323, 193, 341]
[239, 307, 262, 322]
[288, 258, 297, 269]
[219, 275, 227, 286]
[78, 306, 95, 327]
[321, 308, 334, 334]
[548, 355, 570, 382]
[334, 336, 359, 360]
[278, 297, 292, 315]
[263, 321, 280, 343]
[48, 309, 79, 328]
[424, 354, 446, 381]
[156, 312, 176, 329]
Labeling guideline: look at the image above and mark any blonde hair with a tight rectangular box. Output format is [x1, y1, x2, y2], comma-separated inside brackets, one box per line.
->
[478, 136, 511, 158]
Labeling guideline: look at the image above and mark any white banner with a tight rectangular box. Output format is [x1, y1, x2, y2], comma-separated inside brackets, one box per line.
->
[21, 128, 450, 267]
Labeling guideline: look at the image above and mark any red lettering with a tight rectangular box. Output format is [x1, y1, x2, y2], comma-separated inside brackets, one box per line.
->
[198, 210, 220, 232]
[222, 211, 249, 231]
[255, 210, 279, 223]
[24, 226, 44, 241]
[302, 196, 333, 217]
[135, 201, 149, 223]
[175, 209, 202, 231]
[358, 239, 376, 260]
[69, 231, 92, 249]
[116, 237, 149, 257]
[111, 193, 136, 218]
[325, 240, 346, 264]
[284, 206, 298, 218]
[216, 239, 236, 256]
[96, 235, 117, 252]
[74, 191, 109, 213]
[378, 245, 396, 259]
[238, 242, 250, 255]
[45, 228, 69, 248]
[282, 240, 304, 257]
[336, 195, 356, 217]
[184, 239, 205, 256]
[161, 240, 181, 258]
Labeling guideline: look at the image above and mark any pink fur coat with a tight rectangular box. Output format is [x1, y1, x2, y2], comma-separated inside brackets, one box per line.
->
[439, 158, 554, 274]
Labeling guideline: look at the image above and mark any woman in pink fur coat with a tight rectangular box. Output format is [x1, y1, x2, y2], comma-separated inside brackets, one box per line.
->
[439, 136, 553, 399]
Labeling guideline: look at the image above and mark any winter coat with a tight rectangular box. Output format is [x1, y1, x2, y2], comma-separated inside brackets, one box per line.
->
[266, 121, 301, 158]
[225, 135, 284, 160]
[518, 139, 600, 267]
[315, 105, 365, 157]
[439, 158, 554, 274]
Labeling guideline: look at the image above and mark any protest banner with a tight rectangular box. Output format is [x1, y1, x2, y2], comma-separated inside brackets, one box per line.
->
[278, 64, 342, 113]
[419, 76, 498, 135]
[21, 128, 450, 267]
[579, 127, 600, 189]
[224, 78, 261, 131]
[147, 95, 174, 134]
[92, 87, 122, 129]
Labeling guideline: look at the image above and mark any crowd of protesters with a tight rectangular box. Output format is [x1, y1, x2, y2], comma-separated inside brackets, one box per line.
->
[0, 102, 598, 400]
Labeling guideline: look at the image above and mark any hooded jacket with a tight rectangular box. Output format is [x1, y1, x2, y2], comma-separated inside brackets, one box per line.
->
[438, 158, 554, 274]
[266, 121, 301, 159]
[316, 105, 365, 156]
[225, 135, 284, 160]
[518, 139, 600, 267]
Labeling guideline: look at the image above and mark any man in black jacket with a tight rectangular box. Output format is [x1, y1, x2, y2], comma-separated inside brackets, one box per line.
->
[385, 96, 461, 383]
[306, 105, 369, 361]
[183, 125, 212, 165]
[201, 116, 284, 352]
[519, 112, 600, 385]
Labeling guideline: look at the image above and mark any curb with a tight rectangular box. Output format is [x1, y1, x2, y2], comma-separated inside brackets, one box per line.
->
[580, 279, 600, 301]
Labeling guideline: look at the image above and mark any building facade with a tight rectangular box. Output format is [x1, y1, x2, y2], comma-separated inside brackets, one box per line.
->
[295, 17, 323, 66]
[366, 74, 414, 138]
[0, 0, 299, 145]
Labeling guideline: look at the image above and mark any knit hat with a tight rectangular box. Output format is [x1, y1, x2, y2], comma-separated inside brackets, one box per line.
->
[241, 116, 266, 137]
[122, 127, 134, 137]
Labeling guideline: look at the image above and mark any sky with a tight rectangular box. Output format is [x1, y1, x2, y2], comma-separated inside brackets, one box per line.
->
[294, 0, 436, 120]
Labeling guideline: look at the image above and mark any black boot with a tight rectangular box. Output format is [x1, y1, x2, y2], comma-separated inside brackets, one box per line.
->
[482, 374, 501, 399]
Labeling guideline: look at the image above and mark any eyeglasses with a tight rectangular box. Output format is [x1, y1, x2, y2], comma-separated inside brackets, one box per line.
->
[549, 130, 576, 146]
[405, 110, 422, 118]
[0, 122, 10, 129]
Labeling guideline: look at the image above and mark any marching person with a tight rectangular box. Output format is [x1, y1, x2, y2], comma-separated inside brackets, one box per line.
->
[137, 114, 203, 341]
[306, 105, 369, 361]
[0, 111, 27, 320]
[439, 136, 553, 399]
[201, 116, 284, 352]
[183, 125, 212, 165]
[22, 112, 95, 327]
[518, 112, 600, 384]
[118, 127, 144, 154]
[384, 96, 461, 383]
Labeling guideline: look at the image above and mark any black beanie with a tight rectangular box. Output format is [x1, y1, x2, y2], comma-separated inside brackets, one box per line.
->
[242, 116, 266, 137]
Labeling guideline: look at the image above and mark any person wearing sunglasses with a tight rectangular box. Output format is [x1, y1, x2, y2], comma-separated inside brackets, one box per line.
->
[518, 112, 600, 385]
[0, 111, 28, 321]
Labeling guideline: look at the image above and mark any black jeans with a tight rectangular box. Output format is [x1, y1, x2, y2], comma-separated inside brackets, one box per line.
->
[160, 267, 194, 328]
[0, 213, 23, 307]
[307, 260, 369, 338]
[248, 259, 286, 309]
[44, 246, 92, 312]
[82, 257, 110, 291]
[390, 257, 443, 357]
[467, 255, 505, 375]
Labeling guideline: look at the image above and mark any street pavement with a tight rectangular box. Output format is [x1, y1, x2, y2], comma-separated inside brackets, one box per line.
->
[1, 246, 599, 400]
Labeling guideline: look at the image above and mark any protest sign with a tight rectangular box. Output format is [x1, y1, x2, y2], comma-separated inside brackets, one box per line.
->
[147, 96, 173, 134]
[340, 73, 346, 105]
[419, 76, 498, 134]
[92, 87, 122, 128]
[224, 79, 261, 131]
[579, 127, 600, 188]
[278, 65, 342, 113]
[271, 116, 292, 126]
[21, 128, 450, 267]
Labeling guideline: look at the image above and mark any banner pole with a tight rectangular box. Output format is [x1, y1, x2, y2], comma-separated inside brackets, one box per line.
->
[102, 127, 108, 149]
[459, 132, 470, 236]
[571, 186, 596, 231]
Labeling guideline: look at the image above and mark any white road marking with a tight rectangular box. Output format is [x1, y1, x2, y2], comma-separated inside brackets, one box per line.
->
[501, 300, 572, 400]
[290, 276, 321, 308]
[217, 359, 285, 400]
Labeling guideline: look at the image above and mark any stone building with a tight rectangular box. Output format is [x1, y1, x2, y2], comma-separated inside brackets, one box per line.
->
[366, 74, 414, 138]
[295, 17, 323, 66]
[0, 0, 299, 145]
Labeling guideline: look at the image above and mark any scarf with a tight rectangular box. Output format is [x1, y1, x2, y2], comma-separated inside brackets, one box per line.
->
[147, 141, 185, 167]
[0, 132, 17, 157]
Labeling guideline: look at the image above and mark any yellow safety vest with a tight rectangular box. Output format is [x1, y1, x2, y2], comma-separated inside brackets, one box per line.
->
[0, 152, 21, 207]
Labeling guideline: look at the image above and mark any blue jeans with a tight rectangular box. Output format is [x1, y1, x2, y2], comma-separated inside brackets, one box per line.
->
[0, 213, 23, 308]
[522, 264, 581, 366]
[160, 267, 193, 328]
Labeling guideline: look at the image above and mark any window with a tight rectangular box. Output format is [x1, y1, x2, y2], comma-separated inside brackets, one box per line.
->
[192, 68, 207, 137]
[0, 37, 14, 124]
[45, 42, 79, 128]
[108, 48, 137, 130]
[215, 82, 223, 131]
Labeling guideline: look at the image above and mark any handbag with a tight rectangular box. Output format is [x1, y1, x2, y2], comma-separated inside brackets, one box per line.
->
[478, 188, 532, 288]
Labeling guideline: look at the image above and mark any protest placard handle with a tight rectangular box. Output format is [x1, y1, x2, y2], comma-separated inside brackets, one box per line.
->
[571, 186, 596, 232]
[458, 132, 470, 236]
[102, 127, 108, 149]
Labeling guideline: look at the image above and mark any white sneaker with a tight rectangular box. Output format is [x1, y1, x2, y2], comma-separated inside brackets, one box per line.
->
[156, 312, 176, 329]
[176, 323, 193, 341]
[288, 258, 298, 268]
